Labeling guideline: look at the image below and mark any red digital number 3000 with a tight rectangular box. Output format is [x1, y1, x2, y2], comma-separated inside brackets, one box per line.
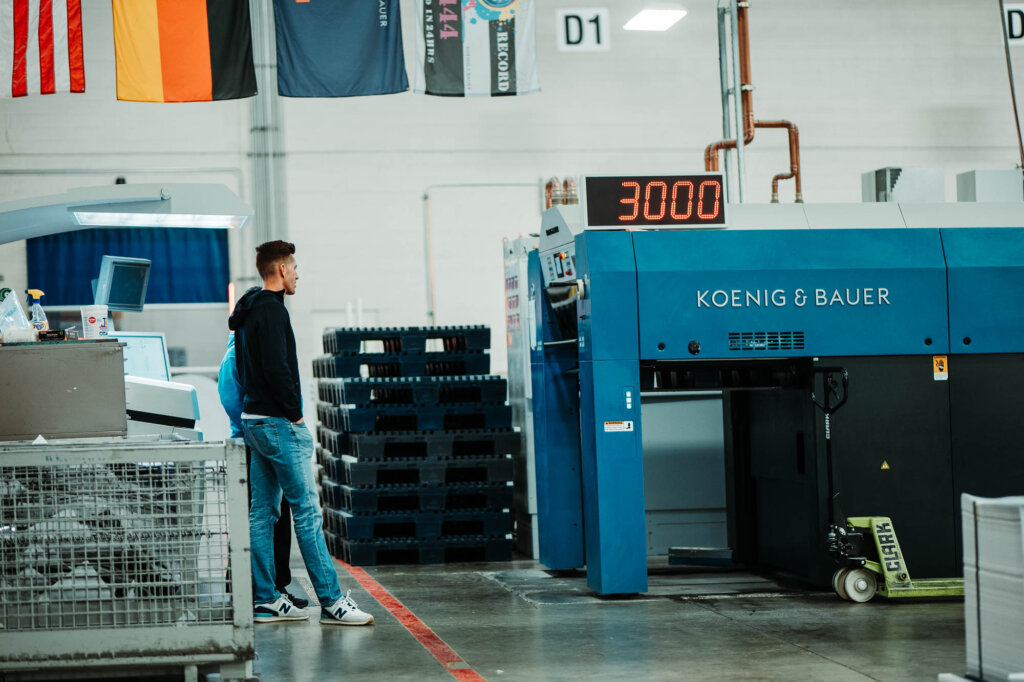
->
[583, 175, 725, 227]
[617, 180, 721, 222]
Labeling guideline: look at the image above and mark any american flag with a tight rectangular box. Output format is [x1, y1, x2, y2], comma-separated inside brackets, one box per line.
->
[0, 0, 84, 97]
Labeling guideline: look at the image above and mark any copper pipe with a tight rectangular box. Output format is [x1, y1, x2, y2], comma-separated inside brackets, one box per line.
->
[704, 1, 753, 172]
[703, 1, 803, 202]
[755, 120, 802, 202]
[544, 177, 560, 209]
[737, 2, 754, 142]
[562, 178, 579, 205]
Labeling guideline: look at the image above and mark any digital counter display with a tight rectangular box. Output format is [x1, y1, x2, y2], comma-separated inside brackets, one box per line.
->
[584, 175, 726, 227]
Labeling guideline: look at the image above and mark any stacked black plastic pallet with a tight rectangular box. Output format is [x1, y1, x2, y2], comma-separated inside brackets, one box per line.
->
[314, 326, 516, 566]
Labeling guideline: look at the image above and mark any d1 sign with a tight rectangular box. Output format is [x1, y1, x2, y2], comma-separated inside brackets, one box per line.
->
[557, 9, 610, 52]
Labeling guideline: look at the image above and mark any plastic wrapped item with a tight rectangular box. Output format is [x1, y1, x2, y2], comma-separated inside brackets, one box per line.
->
[0, 292, 31, 341]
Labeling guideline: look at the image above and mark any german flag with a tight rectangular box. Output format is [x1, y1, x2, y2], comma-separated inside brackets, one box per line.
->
[112, 0, 257, 102]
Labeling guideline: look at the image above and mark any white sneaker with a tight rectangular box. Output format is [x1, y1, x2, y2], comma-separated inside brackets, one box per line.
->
[254, 595, 309, 623]
[320, 591, 374, 626]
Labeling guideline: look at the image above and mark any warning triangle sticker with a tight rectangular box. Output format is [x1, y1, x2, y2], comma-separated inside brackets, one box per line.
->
[881, 460, 891, 470]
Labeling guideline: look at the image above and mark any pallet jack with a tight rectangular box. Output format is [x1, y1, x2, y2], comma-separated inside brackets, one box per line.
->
[815, 367, 964, 602]
[827, 516, 964, 602]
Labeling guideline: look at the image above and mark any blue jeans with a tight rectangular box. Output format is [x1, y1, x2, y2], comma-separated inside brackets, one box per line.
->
[242, 417, 341, 606]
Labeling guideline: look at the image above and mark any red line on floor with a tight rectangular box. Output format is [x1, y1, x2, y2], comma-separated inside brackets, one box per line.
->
[336, 559, 487, 682]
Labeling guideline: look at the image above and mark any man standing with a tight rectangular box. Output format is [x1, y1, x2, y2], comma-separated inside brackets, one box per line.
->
[229, 240, 373, 626]
[217, 327, 308, 609]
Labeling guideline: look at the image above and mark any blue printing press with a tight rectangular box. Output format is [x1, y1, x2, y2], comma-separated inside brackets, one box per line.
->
[529, 181, 1024, 595]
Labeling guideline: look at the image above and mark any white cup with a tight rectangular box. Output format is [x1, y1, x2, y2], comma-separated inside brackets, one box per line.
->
[80, 305, 109, 339]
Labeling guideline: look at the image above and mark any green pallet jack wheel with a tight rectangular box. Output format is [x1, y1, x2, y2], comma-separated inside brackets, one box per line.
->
[842, 567, 878, 602]
[833, 568, 851, 600]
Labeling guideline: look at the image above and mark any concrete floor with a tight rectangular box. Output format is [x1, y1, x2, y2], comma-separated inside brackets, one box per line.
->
[252, 558, 968, 682]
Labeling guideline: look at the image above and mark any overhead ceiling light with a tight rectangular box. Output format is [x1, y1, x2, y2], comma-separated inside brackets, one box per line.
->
[71, 211, 249, 229]
[623, 9, 687, 31]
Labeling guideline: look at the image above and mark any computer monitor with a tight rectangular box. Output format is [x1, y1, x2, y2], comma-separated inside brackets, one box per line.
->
[109, 331, 171, 381]
[94, 255, 152, 312]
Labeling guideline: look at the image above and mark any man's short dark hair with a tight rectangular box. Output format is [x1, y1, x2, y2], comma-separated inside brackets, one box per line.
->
[256, 240, 296, 280]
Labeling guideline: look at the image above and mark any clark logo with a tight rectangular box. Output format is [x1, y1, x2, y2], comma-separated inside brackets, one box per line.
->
[696, 287, 891, 309]
[874, 520, 902, 573]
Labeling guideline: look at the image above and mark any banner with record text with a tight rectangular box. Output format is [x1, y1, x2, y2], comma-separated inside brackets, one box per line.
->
[414, 0, 539, 97]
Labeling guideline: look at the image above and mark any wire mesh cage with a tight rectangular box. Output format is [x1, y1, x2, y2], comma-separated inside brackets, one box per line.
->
[0, 438, 253, 678]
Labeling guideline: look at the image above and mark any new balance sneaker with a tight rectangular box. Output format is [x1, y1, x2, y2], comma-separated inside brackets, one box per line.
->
[254, 595, 309, 623]
[320, 591, 374, 626]
[282, 590, 310, 609]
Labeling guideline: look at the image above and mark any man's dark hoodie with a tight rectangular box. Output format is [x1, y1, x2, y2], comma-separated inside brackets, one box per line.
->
[228, 286, 302, 423]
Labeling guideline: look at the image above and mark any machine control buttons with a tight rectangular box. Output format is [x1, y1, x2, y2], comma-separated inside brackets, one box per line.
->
[625, 390, 633, 409]
[688, 340, 701, 355]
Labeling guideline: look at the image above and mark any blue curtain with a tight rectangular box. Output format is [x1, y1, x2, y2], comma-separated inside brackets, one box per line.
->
[26, 228, 230, 306]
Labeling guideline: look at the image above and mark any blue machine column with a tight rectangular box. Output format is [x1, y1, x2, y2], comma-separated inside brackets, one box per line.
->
[575, 231, 648, 594]
[528, 250, 585, 570]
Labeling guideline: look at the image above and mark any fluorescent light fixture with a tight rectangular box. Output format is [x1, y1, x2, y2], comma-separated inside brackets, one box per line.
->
[71, 211, 248, 229]
[0, 183, 253, 244]
[624, 9, 687, 31]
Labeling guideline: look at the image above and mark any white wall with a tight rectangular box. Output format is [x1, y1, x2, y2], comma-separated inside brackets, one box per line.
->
[2, 0, 1020, 380]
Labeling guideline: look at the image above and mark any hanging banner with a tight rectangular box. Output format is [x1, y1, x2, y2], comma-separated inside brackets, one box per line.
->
[112, 0, 257, 103]
[415, 0, 540, 97]
[0, 0, 85, 98]
[273, 0, 408, 97]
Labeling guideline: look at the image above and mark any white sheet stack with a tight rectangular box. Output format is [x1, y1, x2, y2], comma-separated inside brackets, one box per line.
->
[962, 494, 1024, 682]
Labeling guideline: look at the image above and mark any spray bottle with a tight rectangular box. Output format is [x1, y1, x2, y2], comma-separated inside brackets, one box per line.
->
[25, 289, 48, 332]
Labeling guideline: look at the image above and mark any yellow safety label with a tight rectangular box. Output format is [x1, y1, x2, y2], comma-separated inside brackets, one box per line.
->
[933, 355, 948, 381]
[881, 460, 891, 470]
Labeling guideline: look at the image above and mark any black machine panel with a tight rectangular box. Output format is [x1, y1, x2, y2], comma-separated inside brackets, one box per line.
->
[726, 355, 958, 586]
[948, 354, 1024, 560]
[820, 357, 957, 581]
[745, 388, 820, 578]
